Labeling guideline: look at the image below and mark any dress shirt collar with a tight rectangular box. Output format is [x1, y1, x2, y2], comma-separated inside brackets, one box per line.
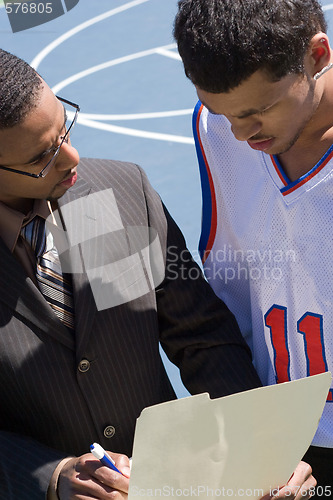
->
[0, 199, 51, 253]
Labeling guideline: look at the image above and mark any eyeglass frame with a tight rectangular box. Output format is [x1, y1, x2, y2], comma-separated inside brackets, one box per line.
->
[0, 96, 80, 179]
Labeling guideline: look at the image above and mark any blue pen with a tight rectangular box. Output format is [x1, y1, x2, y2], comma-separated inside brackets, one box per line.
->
[90, 442, 129, 477]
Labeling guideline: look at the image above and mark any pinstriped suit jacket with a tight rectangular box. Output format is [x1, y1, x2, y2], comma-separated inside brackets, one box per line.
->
[0, 158, 261, 499]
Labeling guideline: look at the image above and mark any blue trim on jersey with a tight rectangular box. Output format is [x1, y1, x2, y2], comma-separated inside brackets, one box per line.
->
[193, 101, 212, 260]
[271, 155, 290, 186]
[280, 142, 333, 194]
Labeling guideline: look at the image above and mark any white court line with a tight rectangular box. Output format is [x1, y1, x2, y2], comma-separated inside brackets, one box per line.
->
[51, 43, 177, 94]
[30, 1, 192, 145]
[78, 109, 193, 121]
[323, 4, 333, 10]
[77, 115, 194, 144]
[31, 0, 150, 69]
[52, 44, 193, 143]
[155, 48, 182, 61]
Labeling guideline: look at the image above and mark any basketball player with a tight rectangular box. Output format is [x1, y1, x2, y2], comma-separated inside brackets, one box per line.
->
[174, 0, 333, 494]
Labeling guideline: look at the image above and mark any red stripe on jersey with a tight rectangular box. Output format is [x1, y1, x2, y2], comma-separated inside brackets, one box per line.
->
[270, 155, 288, 186]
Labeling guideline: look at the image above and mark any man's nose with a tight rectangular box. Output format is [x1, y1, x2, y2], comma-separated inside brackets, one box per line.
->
[55, 141, 80, 170]
[230, 117, 262, 142]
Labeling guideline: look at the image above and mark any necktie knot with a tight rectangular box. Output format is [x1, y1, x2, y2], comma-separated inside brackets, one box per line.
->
[21, 216, 46, 257]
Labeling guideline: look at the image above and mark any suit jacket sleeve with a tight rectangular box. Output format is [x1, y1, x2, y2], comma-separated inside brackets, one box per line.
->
[139, 167, 262, 397]
[0, 430, 67, 500]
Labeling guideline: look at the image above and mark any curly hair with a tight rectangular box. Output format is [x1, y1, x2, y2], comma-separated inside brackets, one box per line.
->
[174, 0, 327, 93]
[0, 49, 43, 128]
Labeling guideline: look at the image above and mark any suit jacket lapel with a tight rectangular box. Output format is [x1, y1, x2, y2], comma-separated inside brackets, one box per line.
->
[0, 239, 75, 350]
[58, 180, 98, 361]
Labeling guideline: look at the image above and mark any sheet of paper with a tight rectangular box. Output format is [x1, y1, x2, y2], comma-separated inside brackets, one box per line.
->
[129, 372, 331, 499]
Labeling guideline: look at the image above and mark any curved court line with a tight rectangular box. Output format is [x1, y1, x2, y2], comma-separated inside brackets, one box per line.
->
[77, 115, 194, 144]
[51, 43, 193, 144]
[51, 43, 177, 94]
[31, 0, 150, 70]
[79, 109, 193, 121]
[323, 4, 333, 9]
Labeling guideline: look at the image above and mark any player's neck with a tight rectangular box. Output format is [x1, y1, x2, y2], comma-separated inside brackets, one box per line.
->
[277, 136, 333, 182]
[278, 97, 333, 182]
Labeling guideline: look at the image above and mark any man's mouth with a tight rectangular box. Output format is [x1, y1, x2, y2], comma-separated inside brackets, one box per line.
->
[58, 170, 77, 187]
[247, 138, 274, 152]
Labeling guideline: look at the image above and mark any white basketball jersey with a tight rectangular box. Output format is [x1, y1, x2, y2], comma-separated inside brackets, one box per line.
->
[193, 101, 333, 447]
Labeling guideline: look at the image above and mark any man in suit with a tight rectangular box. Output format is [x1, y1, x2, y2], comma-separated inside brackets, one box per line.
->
[0, 49, 314, 499]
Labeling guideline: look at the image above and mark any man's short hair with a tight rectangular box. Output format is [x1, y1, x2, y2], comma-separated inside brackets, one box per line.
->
[0, 49, 42, 128]
[174, 0, 327, 93]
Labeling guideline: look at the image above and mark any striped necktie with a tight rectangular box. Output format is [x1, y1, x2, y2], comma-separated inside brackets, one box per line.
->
[21, 216, 75, 332]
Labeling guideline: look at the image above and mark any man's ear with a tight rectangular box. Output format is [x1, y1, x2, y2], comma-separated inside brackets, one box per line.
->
[308, 33, 332, 78]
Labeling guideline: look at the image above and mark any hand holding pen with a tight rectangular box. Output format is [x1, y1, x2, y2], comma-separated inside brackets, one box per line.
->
[57, 445, 130, 499]
[90, 442, 130, 478]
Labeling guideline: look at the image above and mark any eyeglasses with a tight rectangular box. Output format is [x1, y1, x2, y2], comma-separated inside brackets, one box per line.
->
[0, 96, 80, 179]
